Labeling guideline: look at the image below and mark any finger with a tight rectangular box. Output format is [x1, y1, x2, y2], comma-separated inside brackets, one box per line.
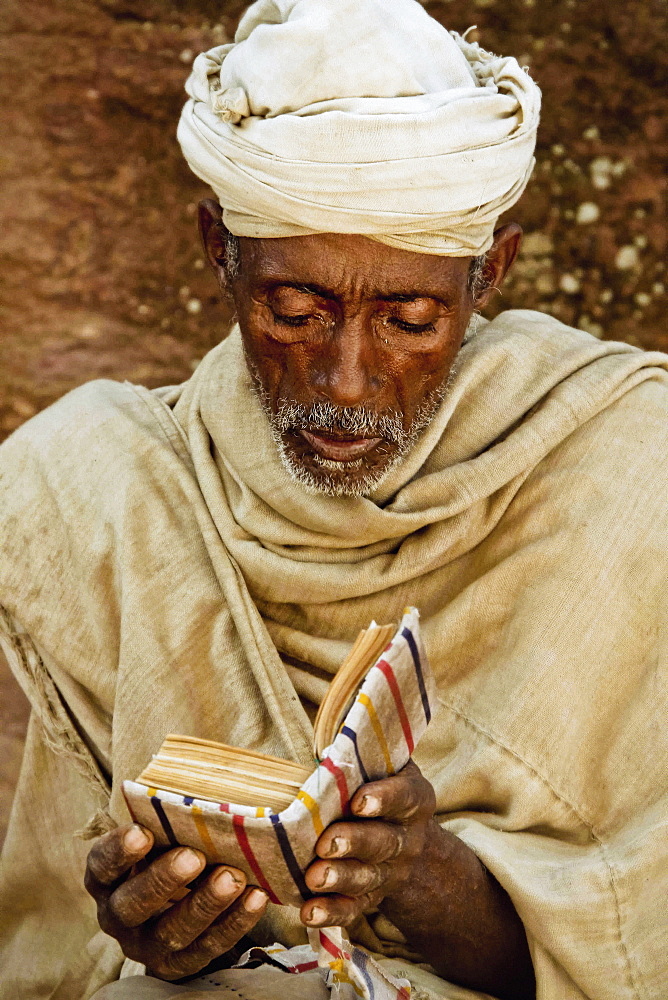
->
[305, 858, 386, 897]
[300, 890, 382, 930]
[107, 848, 206, 928]
[316, 820, 405, 865]
[155, 888, 269, 981]
[85, 824, 154, 897]
[152, 866, 247, 952]
[350, 760, 435, 823]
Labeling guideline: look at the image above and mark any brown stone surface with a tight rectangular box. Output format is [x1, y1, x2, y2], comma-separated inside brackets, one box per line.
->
[1, 0, 666, 839]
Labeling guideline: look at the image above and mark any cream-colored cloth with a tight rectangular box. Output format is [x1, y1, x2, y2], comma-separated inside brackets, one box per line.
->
[90, 959, 471, 1000]
[177, 0, 540, 256]
[1, 311, 667, 999]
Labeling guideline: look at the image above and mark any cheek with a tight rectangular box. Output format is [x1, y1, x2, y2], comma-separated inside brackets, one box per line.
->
[391, 348, 457, 416]
[242, 327, 310, 404]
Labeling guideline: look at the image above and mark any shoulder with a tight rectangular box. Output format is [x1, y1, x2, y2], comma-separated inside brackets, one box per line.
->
[0, 376, 195, 599]
[0, 378, 190, 503]
[474, 308, 662, 367]
[2, 378, 173, 461]
[0, 378, 198, 680]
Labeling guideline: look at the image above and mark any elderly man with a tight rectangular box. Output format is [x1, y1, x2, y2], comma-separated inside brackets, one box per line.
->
[0, 1, 666, 998]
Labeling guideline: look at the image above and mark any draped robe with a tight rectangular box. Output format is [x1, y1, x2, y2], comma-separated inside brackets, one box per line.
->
[1, 310, 666, 999]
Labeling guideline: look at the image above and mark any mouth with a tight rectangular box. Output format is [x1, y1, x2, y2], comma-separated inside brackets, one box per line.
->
[298, 429, 383, 462]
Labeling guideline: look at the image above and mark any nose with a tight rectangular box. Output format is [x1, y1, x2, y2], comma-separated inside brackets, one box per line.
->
[313, 314, 380, 408]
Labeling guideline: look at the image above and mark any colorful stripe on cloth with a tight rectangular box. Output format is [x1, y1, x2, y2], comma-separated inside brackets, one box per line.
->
[356, 692, 394, 776]
[320, 755, 352, 815]
[147, 788, 178, 846]
[402, 625, 431, 724]
[270, 813, 311, 900]
[297, 788, 324, 837]
[374, 659, 415, 755]
[340, 725, 370, 783]
[225, 932, 412, 998]
[232, 813, 281, 905]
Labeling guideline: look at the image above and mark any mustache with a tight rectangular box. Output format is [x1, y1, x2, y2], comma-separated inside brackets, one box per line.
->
[273, 400, 407, 446]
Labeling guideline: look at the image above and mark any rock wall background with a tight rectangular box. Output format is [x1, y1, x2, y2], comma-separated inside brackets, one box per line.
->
[0, 0, 666, 840]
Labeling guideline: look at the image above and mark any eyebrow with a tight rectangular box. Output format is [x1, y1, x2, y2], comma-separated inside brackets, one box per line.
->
[267, 281, 332, 297]
[377, 292, 435, 303]
[267, 282, 442, 304]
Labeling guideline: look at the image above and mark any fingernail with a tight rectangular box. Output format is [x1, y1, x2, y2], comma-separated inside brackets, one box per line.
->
[307, 905, 327, 925]
[244, 889, 268, 912]
[213, 869, 242, 896]
[172, 849, 202, 877]
[328, 837, 350, 857]
[318, 867, 337, 889]
[360, 795, 381, 816]
[124, 825, 150, 851]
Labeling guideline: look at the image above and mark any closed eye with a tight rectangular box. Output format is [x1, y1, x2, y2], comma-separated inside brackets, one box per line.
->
[273, 313, 313, 327]
[387, 317, 436, 334]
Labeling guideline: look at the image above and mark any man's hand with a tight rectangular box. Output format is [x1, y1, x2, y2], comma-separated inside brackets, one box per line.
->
[85, 824, 268, 981]
[302, 760, 535, 1000]
[302, 759, 436, 926]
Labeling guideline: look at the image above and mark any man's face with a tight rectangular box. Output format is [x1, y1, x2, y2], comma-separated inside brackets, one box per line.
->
[228, 232, 475, 497]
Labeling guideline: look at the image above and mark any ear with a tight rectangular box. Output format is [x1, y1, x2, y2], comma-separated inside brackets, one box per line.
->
[198, 199, 232, 286]
[472, 222, 523, 309]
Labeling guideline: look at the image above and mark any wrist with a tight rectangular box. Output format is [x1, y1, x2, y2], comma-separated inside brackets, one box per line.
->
[380, 823, 535, 1000]
[381, 819, 471, 936]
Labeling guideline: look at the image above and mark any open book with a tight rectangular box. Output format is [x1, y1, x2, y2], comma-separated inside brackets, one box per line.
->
[132, 622, 396, 812]
[123, 607, 434, 907]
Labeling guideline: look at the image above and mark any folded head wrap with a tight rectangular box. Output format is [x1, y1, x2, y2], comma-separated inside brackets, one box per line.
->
[178, 0, 541, 256]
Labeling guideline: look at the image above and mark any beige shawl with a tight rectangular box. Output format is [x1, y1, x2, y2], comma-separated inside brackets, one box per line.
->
[1, 310, 667, 999]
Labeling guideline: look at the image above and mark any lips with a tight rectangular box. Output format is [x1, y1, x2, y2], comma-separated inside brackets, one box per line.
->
[299, 429, 382, 462]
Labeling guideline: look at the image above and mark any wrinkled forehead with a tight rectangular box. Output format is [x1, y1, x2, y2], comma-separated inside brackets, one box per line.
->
[238, 232, 471, 301]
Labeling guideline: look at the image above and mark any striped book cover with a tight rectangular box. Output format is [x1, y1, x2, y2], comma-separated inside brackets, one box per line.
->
[123, 607, 435, 908]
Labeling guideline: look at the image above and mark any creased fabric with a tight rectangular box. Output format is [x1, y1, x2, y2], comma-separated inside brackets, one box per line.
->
[177, 0, 540, 256]
[1, 310, 667, 999]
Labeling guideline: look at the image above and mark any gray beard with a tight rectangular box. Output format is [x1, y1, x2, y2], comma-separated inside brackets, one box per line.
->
[247, 360, 452, 498]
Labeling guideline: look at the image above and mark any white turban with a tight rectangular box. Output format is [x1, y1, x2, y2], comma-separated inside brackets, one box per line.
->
[177, 0, 541, 256]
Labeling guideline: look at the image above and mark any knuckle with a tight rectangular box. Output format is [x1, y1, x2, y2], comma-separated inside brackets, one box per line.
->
[342, 861, 381, 895]
[152, 921, 185, 952]
[141, 860, 182, 901]
[407, 766, 436, 813]
[189, 886, 227, 923]
[354, 897, 370, 919]
[385, 826, 406, 860]
[109, 857, 187, 928]
[208, 904, 253, 946]
[394, 782, 420, 818]
[107, 889, 136, 927]
[86, 842, 114, 885]
[195, 937, 228, 968]
[151, 955, 186, 981]
[337, 903, 361, 927]
[365, 863, 385, 892]
[216, 906, 247, 939]
[96, 903, 120, 937]
[118, 936, 148, 966]
[364, 888, 385, 910]
[83, 867, 101, 898]
[109, 883, 155, 928]
[86, 827, 133, 885]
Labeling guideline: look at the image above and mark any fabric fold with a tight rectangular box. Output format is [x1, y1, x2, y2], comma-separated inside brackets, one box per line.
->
[177, 0, 540, 255]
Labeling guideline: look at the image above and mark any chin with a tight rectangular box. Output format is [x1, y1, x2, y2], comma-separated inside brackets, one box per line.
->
[280, 439, 398, 498]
